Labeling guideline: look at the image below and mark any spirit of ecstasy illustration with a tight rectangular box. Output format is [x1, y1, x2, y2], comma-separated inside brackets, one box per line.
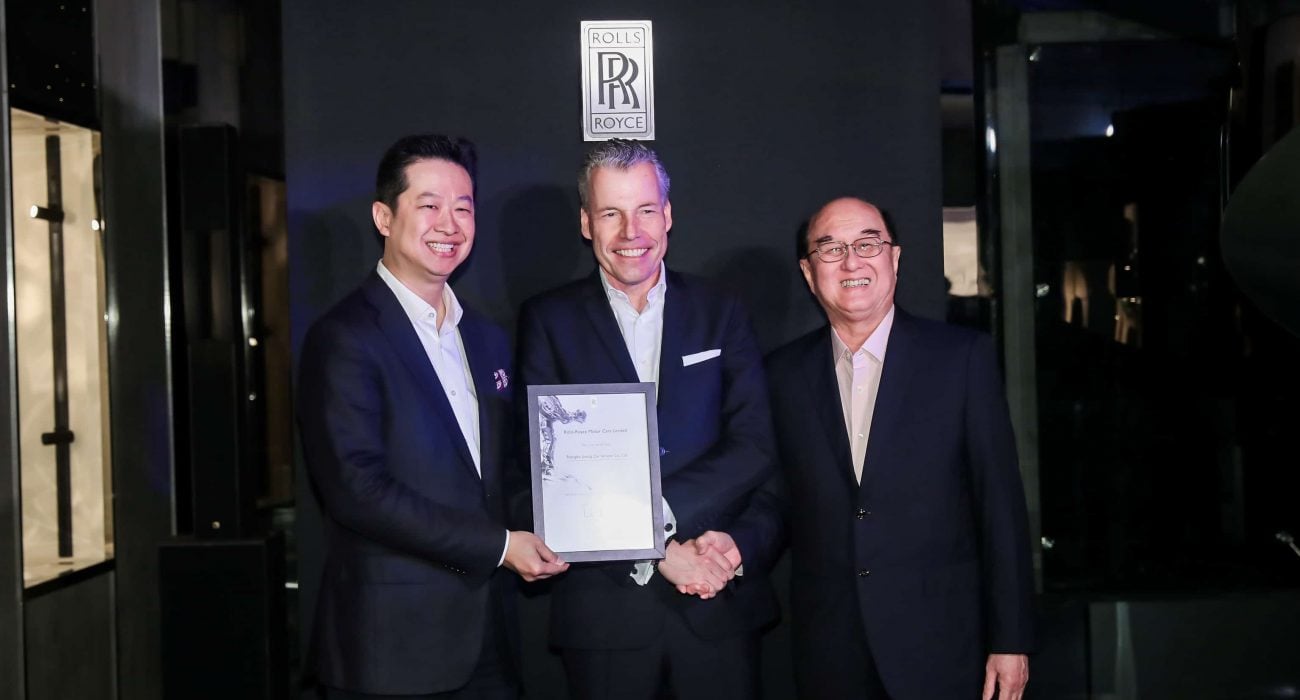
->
[538, 395, 587, 480]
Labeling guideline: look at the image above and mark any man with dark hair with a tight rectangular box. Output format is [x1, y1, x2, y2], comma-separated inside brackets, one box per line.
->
[373, 135, 478, 211]
[765, 196, 1034, 699]
[299, 134, 567, 699]
[516, 139, 781, 699]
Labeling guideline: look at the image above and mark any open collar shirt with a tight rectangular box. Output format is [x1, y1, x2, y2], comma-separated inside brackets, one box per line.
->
[830, 305, 895, 484]
[376, 261, 481, 474]
[598, 262, 668, 390]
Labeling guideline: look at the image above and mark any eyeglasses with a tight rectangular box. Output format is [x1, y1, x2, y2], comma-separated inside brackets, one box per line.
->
[804, 236, 896, 263]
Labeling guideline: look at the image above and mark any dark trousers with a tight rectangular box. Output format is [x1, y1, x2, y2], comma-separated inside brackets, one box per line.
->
[793, 598, 890, 699]
[320, 609, 517, 700]
[562, 609, 759, 700]
[321, 675, 514, 700]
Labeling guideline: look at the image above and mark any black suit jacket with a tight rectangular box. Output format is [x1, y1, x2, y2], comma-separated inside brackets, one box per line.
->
[765, 309, 1035, 698]
[516, 269, 780, 649]
[297, 272, 517, 695]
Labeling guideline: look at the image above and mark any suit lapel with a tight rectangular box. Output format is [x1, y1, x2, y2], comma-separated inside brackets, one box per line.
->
[859, 310, 919, 500]
[458, 312, 498, 492]
[801, 328, 857, 492]
[655, 271, 686, 410]
[361, 274, 479, 480]
[580, 272, 641, 382]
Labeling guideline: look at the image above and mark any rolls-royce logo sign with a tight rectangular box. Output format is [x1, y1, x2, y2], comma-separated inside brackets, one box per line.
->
[598, 53, 640, 109]
[581, 20, 654, 141]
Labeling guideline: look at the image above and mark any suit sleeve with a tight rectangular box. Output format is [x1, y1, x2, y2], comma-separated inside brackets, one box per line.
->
[965, 333, 1036, 653]
[659, 295, 777, 539]
[513, 301, 555, 531]
[721, 353, 794, 577]
[298, 320, 506, 578]
[723, 468, 788, 576]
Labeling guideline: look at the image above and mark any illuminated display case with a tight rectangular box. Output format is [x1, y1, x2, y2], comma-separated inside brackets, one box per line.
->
[10, 107, 114, 588]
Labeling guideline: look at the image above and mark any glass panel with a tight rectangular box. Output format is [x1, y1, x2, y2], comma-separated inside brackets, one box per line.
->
[10, 107, 114, 588]
[943, 205, 993, 329]
[251, 175, 293, 505]
[1020, 39, 1300, 591]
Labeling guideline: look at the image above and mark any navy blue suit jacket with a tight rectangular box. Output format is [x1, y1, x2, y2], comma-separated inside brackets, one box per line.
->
[765, 309, 1035, 698]
[516, 269, 780, 648]
[297, 272, 516, 695]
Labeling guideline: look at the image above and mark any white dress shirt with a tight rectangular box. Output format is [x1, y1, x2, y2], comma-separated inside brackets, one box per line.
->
[599, 264, 667, 390]
[597, 264, 679, 583]
[376, 261, 509, 564]
[377, 261, 481, 471]
[831, 306, 895, 484]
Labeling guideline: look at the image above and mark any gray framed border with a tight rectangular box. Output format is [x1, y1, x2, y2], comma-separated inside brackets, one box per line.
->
[527, 382, 664, 563]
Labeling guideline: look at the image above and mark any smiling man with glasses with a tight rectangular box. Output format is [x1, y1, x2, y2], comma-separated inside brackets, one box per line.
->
[805, 235, 896, 262]
[756, 197, 1035, 699]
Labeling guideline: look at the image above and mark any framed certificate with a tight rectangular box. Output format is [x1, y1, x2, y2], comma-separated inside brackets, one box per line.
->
[527, 383, 665, 562]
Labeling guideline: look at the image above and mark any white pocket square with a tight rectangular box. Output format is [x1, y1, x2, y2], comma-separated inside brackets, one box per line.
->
[682, 349, 722, 367]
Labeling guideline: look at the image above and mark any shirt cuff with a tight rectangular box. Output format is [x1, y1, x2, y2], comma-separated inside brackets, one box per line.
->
[498, 530, 510, 567]
[662, 498, 677, 541]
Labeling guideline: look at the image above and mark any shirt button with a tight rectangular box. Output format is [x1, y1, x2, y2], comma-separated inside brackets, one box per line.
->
[858, 569, 871, 577]
[857, 433, 864, 439]
[450, 390, 457, 396]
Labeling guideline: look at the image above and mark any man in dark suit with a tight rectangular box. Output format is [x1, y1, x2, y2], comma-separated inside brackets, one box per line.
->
[516, 139, 780, 699]
[298, 134, 568, 700]
[764, 197, 1035, 699]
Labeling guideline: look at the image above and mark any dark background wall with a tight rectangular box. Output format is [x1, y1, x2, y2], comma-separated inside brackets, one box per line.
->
[283, 1, 942, 695]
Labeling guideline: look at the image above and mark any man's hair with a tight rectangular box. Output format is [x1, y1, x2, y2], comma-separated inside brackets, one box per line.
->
[880, 208, 900, 245]
[577, 139, 670, 210]
[374, 134, 477, 210]
[796, 199, 900, 259]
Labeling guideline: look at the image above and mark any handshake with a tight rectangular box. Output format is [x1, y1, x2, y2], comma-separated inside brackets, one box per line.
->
[502, 529, 743, 600]
[658, 531, 742, 600]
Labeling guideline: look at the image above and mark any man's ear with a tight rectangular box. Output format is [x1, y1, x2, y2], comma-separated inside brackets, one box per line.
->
[579, 208, 593, 241]
[663, 200, 673, 233]
[372, 201, 393, 238]
[799, 258, 815, 293]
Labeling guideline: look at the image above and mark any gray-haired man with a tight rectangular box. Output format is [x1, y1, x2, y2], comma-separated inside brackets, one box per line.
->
[515, 140, 782, 699]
